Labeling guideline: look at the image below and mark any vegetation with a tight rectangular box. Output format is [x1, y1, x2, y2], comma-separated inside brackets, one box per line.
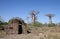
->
[28, 21, 56, 27]
[32, 21, 43, 27]
[0, 17, 8, 30]
[48, 23, 56, 27]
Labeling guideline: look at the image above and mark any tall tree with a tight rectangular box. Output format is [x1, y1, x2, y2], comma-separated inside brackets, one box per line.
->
[30, 10, 40, 25]
[45, 14, 55, 24]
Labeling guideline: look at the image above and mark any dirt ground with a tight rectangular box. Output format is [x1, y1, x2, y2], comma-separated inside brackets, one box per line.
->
[0, 26, 60, 39]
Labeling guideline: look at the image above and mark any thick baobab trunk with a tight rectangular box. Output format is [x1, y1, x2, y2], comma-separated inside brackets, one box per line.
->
[32, 15, 35, 25]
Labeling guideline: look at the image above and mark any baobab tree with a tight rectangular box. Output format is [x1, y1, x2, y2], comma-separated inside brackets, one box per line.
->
[45, 14, 55, 24]
[30, 10, 40, 25]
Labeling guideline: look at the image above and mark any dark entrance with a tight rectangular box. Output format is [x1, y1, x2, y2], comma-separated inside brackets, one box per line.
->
[18, 25, 23, 34]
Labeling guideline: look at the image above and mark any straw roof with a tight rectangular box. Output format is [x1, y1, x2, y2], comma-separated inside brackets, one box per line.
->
[9, 17, 26, 24]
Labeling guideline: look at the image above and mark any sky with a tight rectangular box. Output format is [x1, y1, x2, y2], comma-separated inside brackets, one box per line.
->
[0, 0, 60, 23]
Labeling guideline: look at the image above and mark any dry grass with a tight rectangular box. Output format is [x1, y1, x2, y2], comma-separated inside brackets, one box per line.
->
[0, 30, 6, 38]
[29, 26, 60, 39]
[0, 26, 60, 39]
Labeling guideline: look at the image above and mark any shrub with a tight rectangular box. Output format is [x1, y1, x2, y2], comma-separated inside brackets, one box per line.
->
[33, 21, 43, 27]
[48, 23, 56, 27]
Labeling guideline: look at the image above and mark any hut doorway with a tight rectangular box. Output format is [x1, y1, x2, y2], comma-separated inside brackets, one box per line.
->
[18, 24, 23, 34]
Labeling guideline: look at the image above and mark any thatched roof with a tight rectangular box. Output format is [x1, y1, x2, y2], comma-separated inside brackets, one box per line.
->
[9, 17, 26, 25]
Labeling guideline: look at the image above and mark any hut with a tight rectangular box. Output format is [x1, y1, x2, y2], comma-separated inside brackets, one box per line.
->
[6, 17, 27, 34]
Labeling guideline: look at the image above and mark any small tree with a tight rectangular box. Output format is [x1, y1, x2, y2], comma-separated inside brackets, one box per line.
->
[0, 16, 4, 30]
[0, 16, 8, 30]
